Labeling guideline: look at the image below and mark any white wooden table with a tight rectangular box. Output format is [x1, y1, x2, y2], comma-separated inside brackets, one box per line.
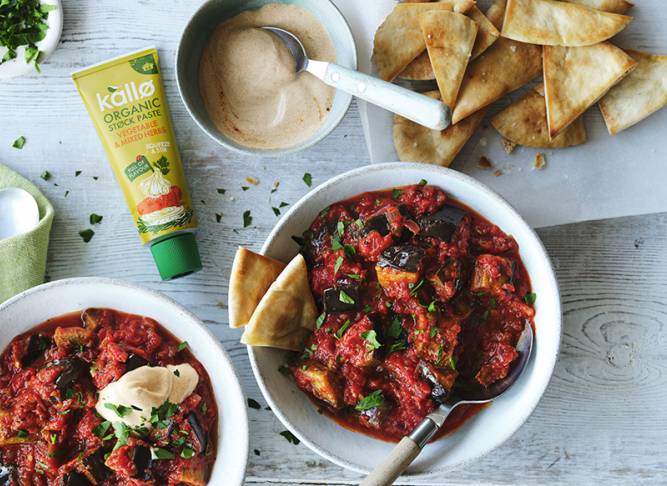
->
[1, 1, 666, 484]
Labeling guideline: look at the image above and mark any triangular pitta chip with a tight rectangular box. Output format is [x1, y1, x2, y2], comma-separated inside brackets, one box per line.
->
[491, 87, 587, 148]
[599, 49, 667, 134]
[566, 0, 633, 14]
[501, 0, 632, 47]
[399, 50, 434, 81]
[544, 43, 637, 137]
[467, 6, 500, 60]
[394, 90, 485, 167]
[452, 38, 542, 124]
[420, 11, 477, 108]
[241, 254, 317, 351]
[486, 0, 507, 30]
[228, 247, 285, 328]
[373, 0, 474, 81]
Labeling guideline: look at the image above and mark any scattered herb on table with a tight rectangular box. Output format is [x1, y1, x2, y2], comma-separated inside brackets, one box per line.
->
[64, 190, 69, 198]
[40, 170, 51, 181]
[302, 172, 312, 187]
[241, 186, 249, 191]
[279, 201, 289, 208]
[216, 188, 226, 194]
[215, 213, 222, 223]
[247, 398, 261, 410]
[78, 229, 94, 243]
[89, 213, 103, 225]
[279, 430, 300, 445]
[254, 449, 261, 456]
[271, 181, 280, 193]
[75, 170, 82, 177]
[12, 136, 26, 149]
[243, 210, 252, 228]
[272, 207, 280, 216]
[0, 0, 55, 70]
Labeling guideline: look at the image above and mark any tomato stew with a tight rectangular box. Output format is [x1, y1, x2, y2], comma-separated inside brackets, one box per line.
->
[0, 309, 217, 486]
[291, 184, 535, 441]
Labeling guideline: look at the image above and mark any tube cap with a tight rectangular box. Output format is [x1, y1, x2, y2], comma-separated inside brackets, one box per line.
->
[150, 233, 202, 280]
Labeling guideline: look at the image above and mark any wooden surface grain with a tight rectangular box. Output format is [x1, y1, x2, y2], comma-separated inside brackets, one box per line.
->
[1, 1, 666, 484]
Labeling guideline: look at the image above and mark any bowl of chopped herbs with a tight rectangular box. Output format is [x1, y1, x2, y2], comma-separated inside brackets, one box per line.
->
[0, 0, 63, 79]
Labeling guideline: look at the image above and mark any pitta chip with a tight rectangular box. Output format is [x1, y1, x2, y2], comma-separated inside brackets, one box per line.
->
[241, 254, 317, 351]
[420, 11, 477, 108]
[486, 0, 507, 30]
[452, 38, 542, 124]
[599, 49, 667, 134]
[566, 0, 633, 14]
[502, 0, 632, 47]
[394, 90, 485, 167]
[491, 88, 587, 148]
[467, 6, 500, 60]
[228, 247, 285, 328]
[373, 0, 474, 81]
[544, 43, 636, 137]
[399, 50, 435, 81]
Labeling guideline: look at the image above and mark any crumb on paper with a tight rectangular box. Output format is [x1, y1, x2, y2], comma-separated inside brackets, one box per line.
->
[494, 169, 503, 177]
[502, 138, 517, 154]
[246, 176, 259, 185]
[534, 153, 546, 170]
[478, 156, 494, 170]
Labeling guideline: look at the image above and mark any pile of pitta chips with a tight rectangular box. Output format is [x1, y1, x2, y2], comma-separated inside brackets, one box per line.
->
[375, 0, 667, 167]
[228, 247, 317, 351]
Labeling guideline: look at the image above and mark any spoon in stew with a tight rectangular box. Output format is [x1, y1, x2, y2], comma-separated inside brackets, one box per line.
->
[360, 321, 535, 486]
[261, 27, 451, 131]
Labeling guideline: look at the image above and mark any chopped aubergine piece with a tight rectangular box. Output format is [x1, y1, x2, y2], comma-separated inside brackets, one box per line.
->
[293, 360, 343, 409]
[365, 213, 390, 236]
[81, 449, 111, 484]
[61, 471, 92, 486]
[54, 326, 93, 348]
[187, 412, 208, 453]
[0, 465, 17, 486]
[131, 446, 152, 481]
[175, 465, 207, 486]
[419, 361, 457, 403]
[427, 258, 464, 302]
[125, 353, 149, 373]
[420, 205, 467, 241]
[470, 254, 513, 293]
[375, 265, 420, 290]
[323, 287, 361, 313]
[22, 334, 52, 367]
[377, 246, 424, 273]
[51, 358, 89, 392]
[81, 308, 112, 330]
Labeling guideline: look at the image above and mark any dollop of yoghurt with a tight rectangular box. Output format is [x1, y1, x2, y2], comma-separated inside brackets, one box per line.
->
[96, 364, 199, 428]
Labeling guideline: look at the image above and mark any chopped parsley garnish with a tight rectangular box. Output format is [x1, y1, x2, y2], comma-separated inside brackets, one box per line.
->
[339, 290, 355, 305]
[388, 316, 402, 339]
[344, 244, 357, 257]
[177, 341, 189, 352]
[75, 170, 82, 176]
[418, 179, 428, 186]
[49, 433, 57, 444]
[334, 319, 352, 339]
[241, 186, 249, 191]
[12, 136, 26, 149]
[40, 170, 51, 181]
[334, 256, 344, 274]
[279, 201, 289, 208]
[363, 303, 374, 313]
[280, 430, 300, 445]
[315, 312, 326, 329]
[180, 446, 195, 459]
[449, 355, 457, 370]
[150, 401, 179, 429]
[243, 210, 252, 228]
[112, 422, 130, 449]
[89, 213, 103, 225]
[93, 421, 112, 438]
[78, 229, 94, 243]
[331, 236, 343, 251]
[0, 0, 56, 70]
[217, 188, 226, 194]
[429, 326, 438, 338]
[153, 447, 175, 460]
[104, 403, 132, 417]
[336, 221, 345, 236]
[272, 207, 281, 216]
[354, 218, 364, 230]
[437, 345, 444, 363]
[345, 273, 361, 280]
[524, 292, 537, 305]
[361, 330, 382, 350]
[391, 188, 403, 199]
[173, 369, 180, 377]
[247, 398, 261, 410]
[427, 300, 437, 313]
[389, 340, 407, 353]
[16, 429, 28, 438]
[302, 172, 312, 187]
[355, 390, 384, 411]
[254, 449, 261, 456]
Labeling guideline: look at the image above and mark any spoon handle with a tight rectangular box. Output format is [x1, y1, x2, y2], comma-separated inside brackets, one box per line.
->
[307, 60, 451, 131]
[359, 436, 422, 486]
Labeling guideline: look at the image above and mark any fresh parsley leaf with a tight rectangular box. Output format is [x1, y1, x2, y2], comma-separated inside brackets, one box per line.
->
[93, 421, 112, 438]
[279, 201, 289, 208]
[355, 390, 384, 411]
[50, 432, 57, 444]
[180, 446, 195, 459]
[361, 330, 382, 350]
[254, 449, 261, 456]
[241, 186, 249, 191]
[280, 430, 300, 445]
[427, 300, 437, 313]
[524, 292, 537, 305]
[104, 403, 132, 417]
[345, 273, 361, 280]
[344, 244, 357, 257]
[331, 236, 343, 251]
[334, 319, 351, 340]
[217, 188, 226, 194]
[336, 221, 345, 236]
[339, 290, 355, 304]
[243, 210, 252, 228]
[112, 422, 130, 450]
[418, 179, 428, 186]
[272, 207, 281, 216]
[247, 398, 261, 410]
[334, 256, 344, 274]
[391, 188, 403, 199]
[429, 327, 438, 338]
[302, 173, 312, 187]
[315, 312, 326, 329]
[89, 213, 103, 225]
[12, 136, 26, 149]
[449, 355, 457, 370]
[153, 447, 175, 460]
[354, 218, 364, 230]
[40, 170, 51, 181]
[177, 341, 189, 352]
[78, 229, 94, 243]
[75, 170, 82, 177]
[16, 429, 28, 438]
[215, 213, 222, 223]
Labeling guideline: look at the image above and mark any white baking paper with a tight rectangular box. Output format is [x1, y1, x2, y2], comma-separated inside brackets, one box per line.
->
[332, 0, 667, 228]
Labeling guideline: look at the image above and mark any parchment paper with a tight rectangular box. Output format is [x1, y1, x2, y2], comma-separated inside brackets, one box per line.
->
[333, 0, 667, 228]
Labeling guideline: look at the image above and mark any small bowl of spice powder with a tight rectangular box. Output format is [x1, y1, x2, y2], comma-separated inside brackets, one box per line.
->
[0, 0, 63, 79]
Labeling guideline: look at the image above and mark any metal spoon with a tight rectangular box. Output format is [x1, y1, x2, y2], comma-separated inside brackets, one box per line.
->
[261, 27, 451, 131]
[0, 188, 40, 241]
[360, 321, 535, 486]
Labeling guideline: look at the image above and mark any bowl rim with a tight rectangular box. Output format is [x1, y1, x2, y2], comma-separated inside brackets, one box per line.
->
[0, 276, 249, 485]
[248, 162, 562, 475]
[174, 0, 358, 157]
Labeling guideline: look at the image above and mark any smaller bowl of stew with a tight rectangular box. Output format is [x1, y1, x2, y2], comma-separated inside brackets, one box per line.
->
[247, 162, 561, 475]
[0, 277, 248, 485]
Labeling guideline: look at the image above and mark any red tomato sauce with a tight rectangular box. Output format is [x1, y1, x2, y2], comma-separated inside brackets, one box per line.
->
[291, 184, 535, 442]
[0, 309, 217, 485]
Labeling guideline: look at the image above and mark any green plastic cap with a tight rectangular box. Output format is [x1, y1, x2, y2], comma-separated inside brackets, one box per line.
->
[150, 232, 202, 280]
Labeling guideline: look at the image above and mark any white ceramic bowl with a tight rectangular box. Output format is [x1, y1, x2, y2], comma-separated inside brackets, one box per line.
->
[175, 0, 357, 156]
[0, 277, 248, 485]
[0, 0, 63, 80]
[249, 162, 561, 475]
